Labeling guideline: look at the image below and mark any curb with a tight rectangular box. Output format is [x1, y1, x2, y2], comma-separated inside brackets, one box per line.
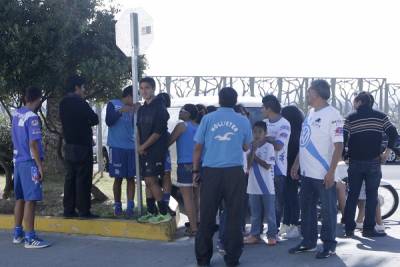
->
[0, 215, 176, 241]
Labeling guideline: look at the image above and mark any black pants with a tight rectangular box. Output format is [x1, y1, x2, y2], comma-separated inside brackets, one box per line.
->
[195, 166, 246, 266]
[344, 159, 382, 232]
[283, 175, 300, 226]
[63, 151, 93, 216]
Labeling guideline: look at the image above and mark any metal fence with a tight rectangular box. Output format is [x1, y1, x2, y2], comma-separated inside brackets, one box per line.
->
[152, 76, 400, 127]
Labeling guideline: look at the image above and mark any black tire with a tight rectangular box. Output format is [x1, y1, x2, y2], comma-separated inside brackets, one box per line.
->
[380, 184, 399, 220]
[103, 147, 110, 172]
[386, 150, 397, 163]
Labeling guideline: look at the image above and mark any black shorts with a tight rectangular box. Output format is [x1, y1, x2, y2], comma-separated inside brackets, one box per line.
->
[139, 155, 165, 178]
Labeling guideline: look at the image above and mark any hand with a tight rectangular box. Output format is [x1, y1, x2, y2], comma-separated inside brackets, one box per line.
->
[193, 173, 201, 187]
[380, 149, 391, 164]
[138, 145, 147, 156]
[324, 171, 335, 189]
[120, 105, 135, 113]
[291, 164, 300, 180]
[38, 165, 44, 182]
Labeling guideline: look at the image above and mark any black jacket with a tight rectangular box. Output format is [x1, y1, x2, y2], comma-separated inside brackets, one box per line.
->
[344, 105, 398, 161]
[59, 93, 99, 147]
[137, 96, 169, 157]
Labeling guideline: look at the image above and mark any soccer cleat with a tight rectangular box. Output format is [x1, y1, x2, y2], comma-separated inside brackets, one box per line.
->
[137, 213, 155, 223]
[289, 244, 317, 254]
[24, 236, 50, 249]
[148, 213, 172, 224]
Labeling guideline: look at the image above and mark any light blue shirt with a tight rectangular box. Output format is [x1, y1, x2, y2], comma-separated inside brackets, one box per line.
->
[106, 99, 135, 149]
[194, 107, 253, 168]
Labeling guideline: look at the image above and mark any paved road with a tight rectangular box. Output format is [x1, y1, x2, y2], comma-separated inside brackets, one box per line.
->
[1, 165, 399, 267]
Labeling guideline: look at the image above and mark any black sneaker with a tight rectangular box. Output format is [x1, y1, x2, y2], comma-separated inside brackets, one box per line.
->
[289, 244, 317, 254]
[344, 231, 354, 238]
[316, 249, 336, 259]
[362, 230, 387, 237]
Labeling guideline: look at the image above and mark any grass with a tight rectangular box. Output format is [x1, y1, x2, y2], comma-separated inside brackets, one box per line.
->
[0, 172, 147, 219]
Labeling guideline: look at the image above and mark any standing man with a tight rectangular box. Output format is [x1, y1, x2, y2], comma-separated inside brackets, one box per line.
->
[261, 95, 291, 234]
[290, 80, 344, 259]
[194, 87, 252, 267]
[12, 86, 50, 248]
[105, 86, 138, 217]
[136, 77, 171, 224]
[60, 75, 99, 219]
[344, 91, 398, 237]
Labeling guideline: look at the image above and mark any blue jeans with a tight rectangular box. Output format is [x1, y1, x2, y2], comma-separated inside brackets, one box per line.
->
[248, 194, 278, 239]
[300, 176, 337, 250]
[344, 159, 382, 232]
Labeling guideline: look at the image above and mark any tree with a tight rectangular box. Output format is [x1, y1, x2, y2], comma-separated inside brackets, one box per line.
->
[0, 0, 146, 197]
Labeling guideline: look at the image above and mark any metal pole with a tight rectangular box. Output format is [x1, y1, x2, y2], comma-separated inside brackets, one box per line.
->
[96, 103, 103, 177]
[131, 12, 143, 215]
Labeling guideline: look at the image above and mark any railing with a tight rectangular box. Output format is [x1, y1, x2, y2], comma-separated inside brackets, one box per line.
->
[152, 76, 399, 127]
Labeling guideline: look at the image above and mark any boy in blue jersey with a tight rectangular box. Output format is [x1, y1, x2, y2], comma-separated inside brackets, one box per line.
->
[106, 86, 139, 217]
[11, 87, 50, 249]
[193, 87, 253, 267]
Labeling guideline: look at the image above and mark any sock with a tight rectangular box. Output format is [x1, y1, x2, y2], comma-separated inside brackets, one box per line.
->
[25, 231, 36, 240]
[14, 226, 23, 236]
[163, 193, 171, 204]
[157, 200, 168, 215]
[127, 200, 134, 210]
[146, 198, 157, 214]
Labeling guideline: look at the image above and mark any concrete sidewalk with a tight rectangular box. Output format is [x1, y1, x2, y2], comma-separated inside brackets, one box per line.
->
[1, 219, 400, 267]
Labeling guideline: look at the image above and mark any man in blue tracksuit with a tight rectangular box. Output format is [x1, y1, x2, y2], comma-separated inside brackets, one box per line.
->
[193, 87, 253, 267]
[106, 86, 138, 217]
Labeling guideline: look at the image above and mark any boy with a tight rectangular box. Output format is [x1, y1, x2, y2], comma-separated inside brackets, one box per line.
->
[244, 121, 278, 245]
[136, 77, 171, 224]
[105, 86, 138, 217]
[12, 86, 50, 248]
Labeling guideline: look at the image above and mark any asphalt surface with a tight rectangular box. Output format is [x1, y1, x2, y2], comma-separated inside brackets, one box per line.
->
[0, 165, 399, 267]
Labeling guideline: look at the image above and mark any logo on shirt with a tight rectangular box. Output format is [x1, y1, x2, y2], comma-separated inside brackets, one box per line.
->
[300, 124, 311, 147]
[279, 132, 288, 138]
[211, 121, 239, 132]
[335, 127, 343, 136]
[311, 118, 322, 128]
[215, 132, 234, 141]
[31, 119, 39, 126]
[280, 125, 290, 130]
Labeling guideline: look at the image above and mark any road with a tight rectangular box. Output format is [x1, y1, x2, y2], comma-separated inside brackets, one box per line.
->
[1, 165, 399, 267]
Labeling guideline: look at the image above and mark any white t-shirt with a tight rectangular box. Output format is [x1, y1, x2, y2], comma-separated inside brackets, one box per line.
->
[264, 117, 291, 177]
[247, 143, 276, 195]
[299, 105, 344, 180]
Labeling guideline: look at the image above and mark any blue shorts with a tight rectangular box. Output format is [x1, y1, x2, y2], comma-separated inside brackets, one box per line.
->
[109, 147, 136, 179]
[177, 163, 193, 186]
[164, 150, 171, 172]
[14, 160, 43, 201]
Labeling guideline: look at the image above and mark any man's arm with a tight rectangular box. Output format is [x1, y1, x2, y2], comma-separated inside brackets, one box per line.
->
[290, 153, 300, 180]
[29, 140, 43, 181]
[81, 100, 99, 126]
[382, 115, 399, 162]
[105, 102, 121, 127]
[324, 142, 344, 188]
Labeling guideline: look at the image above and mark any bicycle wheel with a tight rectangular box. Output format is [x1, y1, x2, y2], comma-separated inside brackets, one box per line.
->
[379, 184, 399, 220]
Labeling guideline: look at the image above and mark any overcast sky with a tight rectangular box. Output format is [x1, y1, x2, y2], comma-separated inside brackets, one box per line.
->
[115, 0, 400, 82]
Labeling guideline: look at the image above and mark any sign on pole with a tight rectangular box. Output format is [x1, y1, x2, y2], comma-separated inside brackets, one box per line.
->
[115, 8, 153, 216]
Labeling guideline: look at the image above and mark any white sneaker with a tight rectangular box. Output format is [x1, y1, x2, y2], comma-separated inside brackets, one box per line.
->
[279, 224, 290, 236]
[285, 225, 301, 239]
[356, 222, 363, 229]
[375, 224, 385, 233]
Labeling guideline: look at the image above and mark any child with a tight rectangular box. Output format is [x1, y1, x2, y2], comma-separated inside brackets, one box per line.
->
[244, 121, 278, 246]
[169, 104, 199, 236]
[12, 86, 50, 248]
[105, 86, 137, 217]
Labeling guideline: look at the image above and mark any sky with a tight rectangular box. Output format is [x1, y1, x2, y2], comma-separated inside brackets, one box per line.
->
[114, 0, 400, 82]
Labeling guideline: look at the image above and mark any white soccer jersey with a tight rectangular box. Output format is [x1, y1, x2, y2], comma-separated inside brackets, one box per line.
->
[299, 105, 344, 180]
[264, 117, 291, 177]
[247, 143, 276, 195]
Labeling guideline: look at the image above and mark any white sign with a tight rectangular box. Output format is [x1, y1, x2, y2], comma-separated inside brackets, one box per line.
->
[115, 8, 154, 56]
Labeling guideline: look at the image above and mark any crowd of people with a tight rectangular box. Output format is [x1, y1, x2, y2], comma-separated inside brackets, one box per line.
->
[9, 76, 398, 267]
